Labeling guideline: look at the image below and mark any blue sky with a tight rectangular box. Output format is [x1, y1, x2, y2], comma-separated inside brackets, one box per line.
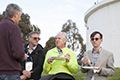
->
[0, 0, 102, 49]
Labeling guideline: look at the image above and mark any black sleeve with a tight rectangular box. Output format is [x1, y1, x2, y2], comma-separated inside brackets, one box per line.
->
[32, 48, 45, 76]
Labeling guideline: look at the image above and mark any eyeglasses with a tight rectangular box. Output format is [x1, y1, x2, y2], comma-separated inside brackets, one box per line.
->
[31, 37, 41, 40]
[91, 38, 101, 41]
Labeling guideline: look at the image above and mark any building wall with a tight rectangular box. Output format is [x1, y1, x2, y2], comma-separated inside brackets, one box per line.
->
[84, 0, 120, 67]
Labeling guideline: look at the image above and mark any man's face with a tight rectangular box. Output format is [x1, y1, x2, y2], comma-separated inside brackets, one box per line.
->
[29, 34, 40, 46]
[14, 13, 22, 24]
[55, 33, 67, 48]
[90, 34, 102, 48]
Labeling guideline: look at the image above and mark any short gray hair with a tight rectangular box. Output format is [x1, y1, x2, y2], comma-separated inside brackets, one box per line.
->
[29, 31, 40, 37]
[5, 3, 23, 18]
[56, 32, 67, 40]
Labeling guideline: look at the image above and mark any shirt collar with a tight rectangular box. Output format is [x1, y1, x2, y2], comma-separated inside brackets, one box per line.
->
[92, 47, 102, 54]
[57, 47, 63, 55]
[27, 45, 37, 50]
[57, 47, 62, 51]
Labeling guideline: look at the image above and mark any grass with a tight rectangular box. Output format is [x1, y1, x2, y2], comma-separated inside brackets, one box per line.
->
[108, 67, 120, 80]
[41, 67, 120, 80]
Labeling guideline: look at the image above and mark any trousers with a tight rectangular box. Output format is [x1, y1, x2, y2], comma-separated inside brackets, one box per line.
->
[0, 75, 21, 80]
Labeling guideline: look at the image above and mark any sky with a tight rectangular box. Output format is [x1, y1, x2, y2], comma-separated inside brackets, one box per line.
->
[0, 0, 102, 55]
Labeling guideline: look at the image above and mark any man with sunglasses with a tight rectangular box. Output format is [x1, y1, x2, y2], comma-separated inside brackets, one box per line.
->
[81, 31, 115, 80]
[21, 31, 45, 80]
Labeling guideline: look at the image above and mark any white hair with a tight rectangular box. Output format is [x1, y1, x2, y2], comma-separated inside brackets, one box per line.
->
[56, 32, 67, 40]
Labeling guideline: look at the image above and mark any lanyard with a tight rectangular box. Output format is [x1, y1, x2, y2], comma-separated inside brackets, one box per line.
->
[26, 49, 33, 61]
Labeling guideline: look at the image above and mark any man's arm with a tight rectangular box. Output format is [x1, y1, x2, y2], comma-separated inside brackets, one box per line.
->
[10, 26, 25, 62]
[100, 53, 115, 76]
[43, 51, 52, 74]
[66, 51, 79, 73]
[32, 50, 45, 75]
[81, 52, 90, 73]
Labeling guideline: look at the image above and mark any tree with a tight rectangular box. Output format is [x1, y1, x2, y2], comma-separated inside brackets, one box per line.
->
[0, 11, 41, 44]
[0, 11, 5, 21]
[77, 44, 86, 65]
[44, 37, 56, 54]
[61, 19, 86, 65]
[18, 13, 32, 44]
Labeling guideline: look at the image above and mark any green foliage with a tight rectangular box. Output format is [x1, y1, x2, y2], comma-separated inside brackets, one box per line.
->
[72, 69, 86, 80]
[61, 19, 86, 65]
[19, 13, 41, 44]
[41, 68, 120, 80]
[108, 67, 120, 80]
[44, 37, 56, 54]
[62, 21, 80, 51]
[0, 11, 41, 44]
[0, 11, 5, 21]
[18, 13, 32, 44]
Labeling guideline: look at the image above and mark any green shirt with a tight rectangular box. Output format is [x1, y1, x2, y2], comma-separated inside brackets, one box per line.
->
[43, 46, 79, 75]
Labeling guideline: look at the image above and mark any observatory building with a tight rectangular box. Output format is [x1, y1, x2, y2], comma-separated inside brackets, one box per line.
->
[84, 0, 120, 67]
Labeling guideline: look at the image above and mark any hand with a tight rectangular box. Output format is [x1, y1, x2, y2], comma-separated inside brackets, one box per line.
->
[83, 57, 88, 64]
[22, 70, 33, 78]
[20, 75, 27, 80]
[65, 53, 71, 63]
[23, 54, 28, 60]
[47, 57, 54, 64]
[97, 66, 102, 71]
[94, 66, 102, 73]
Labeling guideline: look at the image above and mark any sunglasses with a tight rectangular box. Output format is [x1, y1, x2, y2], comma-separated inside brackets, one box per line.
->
[91, 38, 101, 41]
[31, 37, 41, 40]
